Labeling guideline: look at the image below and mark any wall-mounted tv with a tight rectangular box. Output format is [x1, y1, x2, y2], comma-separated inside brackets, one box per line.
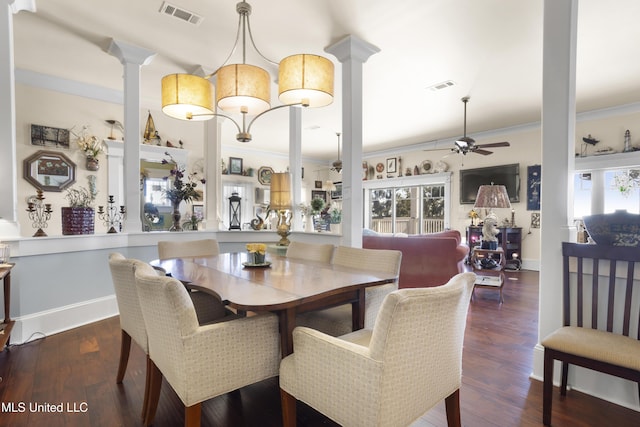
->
[460, 163, 520, 204]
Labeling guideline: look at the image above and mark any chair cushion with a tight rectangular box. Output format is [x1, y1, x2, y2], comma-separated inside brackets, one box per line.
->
[542, 326, 640, 371]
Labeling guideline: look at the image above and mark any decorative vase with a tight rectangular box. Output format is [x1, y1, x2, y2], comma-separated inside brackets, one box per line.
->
[61, 207, 95, 235]
[86, 156, 99, 171]
[305, 215, 313, 232]
[170, 201, 183, 231]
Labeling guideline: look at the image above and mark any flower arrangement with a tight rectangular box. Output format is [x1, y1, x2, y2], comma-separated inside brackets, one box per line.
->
[162, 152, 206, 205]
[468, 209, 479, 225]
[328, 205, 342, 224]
[310, 197, 326, 214]
[72, 125, 105, 158]
[65, 175, 98, 208]
[246, 243, 267, 255]
[182, 211, 203, 231]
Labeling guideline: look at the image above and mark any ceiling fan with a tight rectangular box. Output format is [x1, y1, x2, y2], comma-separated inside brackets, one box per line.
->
[427, 97, 510, 156]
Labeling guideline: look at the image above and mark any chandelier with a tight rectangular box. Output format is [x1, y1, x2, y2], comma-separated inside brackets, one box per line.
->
[161, 1, 334, 142]
[331, 132, 342, 173]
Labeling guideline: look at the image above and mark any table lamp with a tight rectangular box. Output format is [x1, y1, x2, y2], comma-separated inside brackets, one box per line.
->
[270, 172, 292, 246]
[473, 184, 511, 249]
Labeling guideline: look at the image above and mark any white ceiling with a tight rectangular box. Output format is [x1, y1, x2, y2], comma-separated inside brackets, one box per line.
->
[12, 0, 640, 162]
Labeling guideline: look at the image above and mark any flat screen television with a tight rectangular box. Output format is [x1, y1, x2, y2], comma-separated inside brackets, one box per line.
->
[459, 163, 520, 204]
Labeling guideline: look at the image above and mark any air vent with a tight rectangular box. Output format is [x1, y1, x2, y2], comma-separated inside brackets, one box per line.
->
[427, 80, 456, 92]
[159, 2, 203, 25]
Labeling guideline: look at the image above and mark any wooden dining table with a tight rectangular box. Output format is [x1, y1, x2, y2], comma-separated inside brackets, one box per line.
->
[151, 252, 398, 356]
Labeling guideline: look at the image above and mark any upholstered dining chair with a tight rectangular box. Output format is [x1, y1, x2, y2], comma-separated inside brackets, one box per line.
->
[157, 238, 220, 259]
[285, 241, 335, 263]
[157, 238, 230, 324]
[134, 266, 281, 427]
[108, 253, 235, 423]
[280, 272, 476, 427]
[295, 246, 402, 336]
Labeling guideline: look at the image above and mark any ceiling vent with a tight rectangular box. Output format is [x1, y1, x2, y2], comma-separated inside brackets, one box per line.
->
[159, 2, 203, 25]
[427, 80, 456, 92]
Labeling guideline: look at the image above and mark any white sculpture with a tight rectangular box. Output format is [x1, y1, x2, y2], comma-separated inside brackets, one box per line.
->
[482, 212, 500, 243]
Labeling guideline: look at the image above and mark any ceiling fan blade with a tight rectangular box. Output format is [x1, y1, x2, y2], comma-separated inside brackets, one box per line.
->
[475, 141, 510, 149]
[473, 148, 493, 155]
[422, 147, 453, 152]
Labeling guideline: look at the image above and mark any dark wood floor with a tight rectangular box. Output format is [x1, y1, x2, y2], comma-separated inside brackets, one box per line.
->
[1, 270, 638, 426]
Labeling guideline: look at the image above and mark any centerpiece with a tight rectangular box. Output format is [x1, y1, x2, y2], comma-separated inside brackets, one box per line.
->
[245, 243, 268, 266]
[162, 152, 205, 231]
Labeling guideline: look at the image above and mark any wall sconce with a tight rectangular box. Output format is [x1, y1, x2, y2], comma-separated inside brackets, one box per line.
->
[97, 195, 126, 233]
[270, 172, 292, 246]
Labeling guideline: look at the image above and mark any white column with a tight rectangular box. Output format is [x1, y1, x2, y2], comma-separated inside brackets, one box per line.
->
[107, 40, 156, 233]
[203, 118, 222, 230]
[535, 0, 578, 372]
[326, 35, 380, 248]
[289, 107, 303, 231]
[0, 0, 35, 238]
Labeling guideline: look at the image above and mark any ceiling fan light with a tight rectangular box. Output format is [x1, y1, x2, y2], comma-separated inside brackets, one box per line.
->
[216, 64, 271, 115]
[455, 138, 471, 149]
[278, 54, 334, 107]
[161, 74, 215, 121]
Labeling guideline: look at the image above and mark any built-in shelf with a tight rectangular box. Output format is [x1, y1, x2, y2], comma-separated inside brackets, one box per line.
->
[574, 150, 640, 171]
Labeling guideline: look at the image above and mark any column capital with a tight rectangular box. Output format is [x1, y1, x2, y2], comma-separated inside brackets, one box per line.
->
[107, 39, 156, 66]
[325, 35, 380, 64]
[8, 0, 36, 14]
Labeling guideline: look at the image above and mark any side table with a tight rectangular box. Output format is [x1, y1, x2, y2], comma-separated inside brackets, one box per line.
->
[1, 263, 15, 350]
[470, 247, 505, 304]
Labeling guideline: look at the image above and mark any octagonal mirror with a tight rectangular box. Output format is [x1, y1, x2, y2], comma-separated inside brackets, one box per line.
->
[23, 150, 76, 192]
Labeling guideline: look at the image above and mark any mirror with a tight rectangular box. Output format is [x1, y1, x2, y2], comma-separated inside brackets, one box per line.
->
[141, 159, 174, 231]
[23, 150, 76, 192]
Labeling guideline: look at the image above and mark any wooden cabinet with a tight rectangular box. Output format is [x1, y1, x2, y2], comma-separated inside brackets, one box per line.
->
[466, 226, 522, 269]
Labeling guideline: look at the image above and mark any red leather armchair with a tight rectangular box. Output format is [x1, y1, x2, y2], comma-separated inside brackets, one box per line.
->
[363, 231, 469, 288]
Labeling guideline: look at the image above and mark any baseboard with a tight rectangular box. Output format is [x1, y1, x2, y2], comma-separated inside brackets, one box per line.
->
[10, 295, 118, 345]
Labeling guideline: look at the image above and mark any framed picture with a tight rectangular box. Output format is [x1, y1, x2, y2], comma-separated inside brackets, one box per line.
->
[192, 204, 204, 217]
[257, 166, 274, 185]
[386, 157, 397, 174]
[315, 180, 323, 189]
[31, 124, 70, 149]
[527, 164, 541, 211]
[229, 157, 243, 175]
[311, 190, 327, 203]
[331, 181, 342, 200]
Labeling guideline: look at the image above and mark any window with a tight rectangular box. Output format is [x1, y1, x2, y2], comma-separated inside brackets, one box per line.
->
[363, 174, 451, 235]
[572, 167, 640, 219]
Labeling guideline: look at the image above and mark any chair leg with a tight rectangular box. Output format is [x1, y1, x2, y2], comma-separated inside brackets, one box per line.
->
[141, 355, 151, 420]
[185, 403, 201, 427]
[542, 350, 554, 426]
[560, 361, 569, 396]
[144, 360, 163, 426]
[116, 330, 132, 383]
[444, 388, 461, 427]
[280, 389, 297, 427]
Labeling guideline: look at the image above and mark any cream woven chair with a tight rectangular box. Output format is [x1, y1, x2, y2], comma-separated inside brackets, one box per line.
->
[157, 238, 220, 259]
[280, 272, 476, 427]
[157, 239, 229, 324]
[285, 241, 335, 263]
[134, 267, 281, 427]
[295, 246, 401, 336]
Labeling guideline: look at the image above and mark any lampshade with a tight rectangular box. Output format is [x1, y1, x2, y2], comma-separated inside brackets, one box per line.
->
[270, 173, 292, 210]
[216, 64, 271, 115]
[161, 74, 215, 121]
[278, 54, 334, 108]
[473, 184, 512, 209]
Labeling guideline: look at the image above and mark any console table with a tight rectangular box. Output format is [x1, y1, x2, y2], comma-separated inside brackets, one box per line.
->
[1, 263, 15, 350]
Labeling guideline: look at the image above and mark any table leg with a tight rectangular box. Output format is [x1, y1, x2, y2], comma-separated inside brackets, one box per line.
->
[3, 270, 10, 325]
[351, 289, 365, 331]
[278, 308, 296, 357]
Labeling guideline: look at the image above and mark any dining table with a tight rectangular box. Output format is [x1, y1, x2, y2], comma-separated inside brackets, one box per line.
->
[151, 252, 398, 356]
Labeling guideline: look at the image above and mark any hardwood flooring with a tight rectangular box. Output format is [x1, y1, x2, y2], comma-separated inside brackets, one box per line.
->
[0, 270, 638, 426]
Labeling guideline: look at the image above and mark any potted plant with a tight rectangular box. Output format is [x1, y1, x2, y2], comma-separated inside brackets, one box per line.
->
[62, 175, 97, 235]
[310, 198, 327, 232]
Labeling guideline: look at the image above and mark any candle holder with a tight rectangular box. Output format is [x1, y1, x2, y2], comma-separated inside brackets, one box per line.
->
[26, 189, 53, 237]
[97, 195, 126, 233]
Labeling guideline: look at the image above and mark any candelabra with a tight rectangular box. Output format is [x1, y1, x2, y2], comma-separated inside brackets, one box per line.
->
[97, 195, 126, 233]
[26, 189, 53, 237]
